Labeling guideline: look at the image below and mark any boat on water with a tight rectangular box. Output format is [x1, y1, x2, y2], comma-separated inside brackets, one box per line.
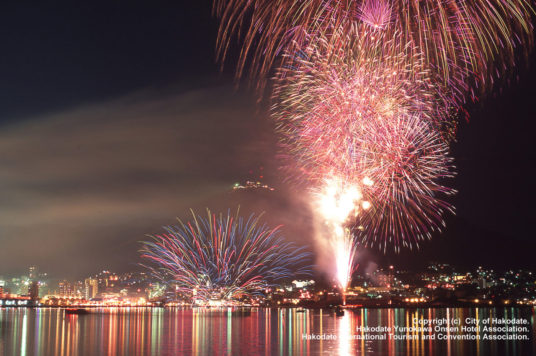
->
[65, 308, 89, 315]
[335, 307, 345, 317]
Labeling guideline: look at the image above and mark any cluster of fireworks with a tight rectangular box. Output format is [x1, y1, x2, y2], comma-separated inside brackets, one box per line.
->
[214, 0, 534, 291]
[140, 210, 309, 302]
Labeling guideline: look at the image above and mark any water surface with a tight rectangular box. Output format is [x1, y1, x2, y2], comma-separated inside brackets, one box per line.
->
[0, 307, 534, 355]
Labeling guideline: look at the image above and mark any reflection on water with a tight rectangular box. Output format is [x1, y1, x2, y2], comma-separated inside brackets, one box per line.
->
[0, 307, 534, 355]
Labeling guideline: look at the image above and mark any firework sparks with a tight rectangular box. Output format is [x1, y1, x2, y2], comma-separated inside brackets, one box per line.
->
[313, 177, 365, 290]
[214, 0, 533, 101]
[140, 209, 310, 302]
[354, 114, 456, 252]
[358, 0, 394, 30]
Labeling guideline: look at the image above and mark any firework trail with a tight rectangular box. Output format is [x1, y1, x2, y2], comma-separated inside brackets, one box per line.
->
[140, 209, 310, 302]
[313, 177, 366, 291]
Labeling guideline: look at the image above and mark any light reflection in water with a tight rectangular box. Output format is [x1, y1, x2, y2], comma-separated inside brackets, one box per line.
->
[0, 307, 534, 356]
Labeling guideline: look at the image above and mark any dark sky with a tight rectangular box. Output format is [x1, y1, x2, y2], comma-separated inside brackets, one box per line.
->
[0, 1, 535, 280]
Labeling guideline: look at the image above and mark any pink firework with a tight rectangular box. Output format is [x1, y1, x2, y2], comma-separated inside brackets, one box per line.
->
[358, 0, 394, 30]
[273, 24, 454, 175]
[215, 0, 533, 104]
[354, 114, 456, 252]
[273, 24, 456, 251]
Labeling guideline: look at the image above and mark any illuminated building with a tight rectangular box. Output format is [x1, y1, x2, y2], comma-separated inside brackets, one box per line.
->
[9, 277, 31, 296]
[232, 181, 275, 191]
[377, 274, 395, 289]
[291, 280, 315, 289]
[74, 281, 85, 297]
[85, 278, 99, 299]
[29, 266, 38, 280]
[148, 283, 166, 299]
[59, 280, 74, 297]
[28, 281, 39, 300]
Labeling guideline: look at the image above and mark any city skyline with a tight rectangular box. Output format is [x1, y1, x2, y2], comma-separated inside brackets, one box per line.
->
[2, 262, 535, 310]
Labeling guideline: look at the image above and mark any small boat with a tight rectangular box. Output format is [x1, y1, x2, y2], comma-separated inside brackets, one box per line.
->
[335, 307, 345, 317]
[65, 308, 89, 315]
[296, 308, 306, 313]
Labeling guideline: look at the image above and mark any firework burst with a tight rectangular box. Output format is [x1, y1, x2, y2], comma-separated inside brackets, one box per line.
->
[274, 24, 456, 252]
[273, 26, 454, 167]
[215, 0, 533, 101]
[353, 114, 456, 252]
[358, 0, 394, 30]
[140, 209, 310, 302]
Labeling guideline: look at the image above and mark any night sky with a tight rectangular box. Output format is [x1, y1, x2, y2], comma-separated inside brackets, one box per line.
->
[0, 1, 535, 280]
